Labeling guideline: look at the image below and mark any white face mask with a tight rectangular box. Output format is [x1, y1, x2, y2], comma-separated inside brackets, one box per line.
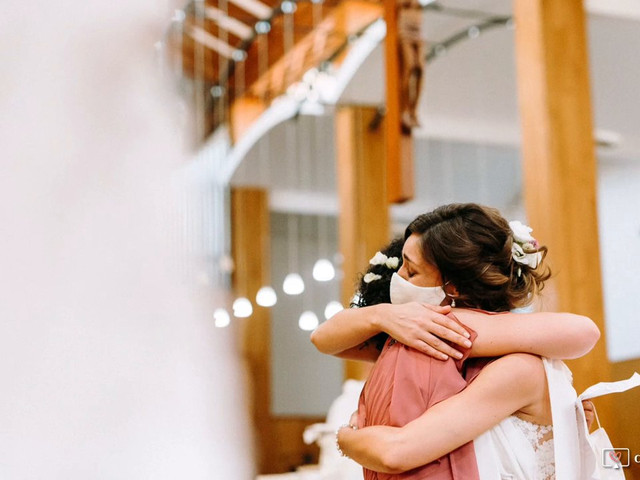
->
[389, 272, 447, 306]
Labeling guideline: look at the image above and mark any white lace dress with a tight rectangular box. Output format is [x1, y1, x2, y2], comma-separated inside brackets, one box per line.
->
[511, 416, 555, 480]
[473, 415, 555, 480]
[471, 358, 638, 480]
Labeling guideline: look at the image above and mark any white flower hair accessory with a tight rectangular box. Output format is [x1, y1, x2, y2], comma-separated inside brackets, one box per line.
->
[369, 251, 400, 269]
[363, 273, 382, 284]
[508, 220, 543, 276]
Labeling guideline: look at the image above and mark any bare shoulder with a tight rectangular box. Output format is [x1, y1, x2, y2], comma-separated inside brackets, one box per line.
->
[483, 353, 545, 377]
[475, 353, 546, 400]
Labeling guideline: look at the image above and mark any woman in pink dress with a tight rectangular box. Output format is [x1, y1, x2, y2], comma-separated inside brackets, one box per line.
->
[311, 203, 600, 479]
[344, 237, 481, 479]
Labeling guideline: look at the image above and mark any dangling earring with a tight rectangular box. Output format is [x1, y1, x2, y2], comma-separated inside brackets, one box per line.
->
[443, 280, 457, 308]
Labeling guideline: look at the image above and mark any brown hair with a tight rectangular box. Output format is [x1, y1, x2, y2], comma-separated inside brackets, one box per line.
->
[405, 203, 551, 312]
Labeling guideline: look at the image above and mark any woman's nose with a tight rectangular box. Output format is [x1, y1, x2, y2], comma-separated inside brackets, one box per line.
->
[397, 266, 409, 280]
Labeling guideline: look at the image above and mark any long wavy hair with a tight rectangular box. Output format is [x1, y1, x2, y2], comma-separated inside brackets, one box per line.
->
[405, 203, 551, 312]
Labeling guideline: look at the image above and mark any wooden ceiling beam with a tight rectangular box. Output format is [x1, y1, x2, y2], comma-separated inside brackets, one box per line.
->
[204, 6, 254, 40]
[229, 0, 382, 143]
[227, 0, 272, 20]
[186, 24, 237, 59]
[178, 0, 383, 140]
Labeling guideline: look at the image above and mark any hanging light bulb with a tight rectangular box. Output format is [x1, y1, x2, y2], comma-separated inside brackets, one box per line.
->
[324, 301, 344, 320]
[283, 273, 305, 295]
[214, 308, 231, 328]
[255, 21, 271, 34]
[312, 258, 335, 282]
[232, 297, 253, 318]
[232, 49, 247, 62]
[281, 0, 297, 14]
[210, 85, 225, 98]
[298, 311, 319, 331]
[256, 286, 277, 307]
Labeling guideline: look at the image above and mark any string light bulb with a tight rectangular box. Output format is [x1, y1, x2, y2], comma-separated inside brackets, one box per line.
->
[232, 297, 253, 318]
[312, 258, 335, 282]
[283, 273, 305, 295]
[214, 308, 231, 328]
[210, 85, 225, 98]
[324, 301, 343, 320]
[298, 311, 319, 331]
[280, 0, 296, 14]
[255, 21, 271, 34]
[256, 286, 277, 307]
[232, 49, 247, 62]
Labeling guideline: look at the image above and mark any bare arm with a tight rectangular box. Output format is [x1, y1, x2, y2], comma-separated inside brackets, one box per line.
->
[310, 303, 470, 362]
[453, 309, 600, 359]
[311, 301, 599, 362]
[337, 353, 545, 473]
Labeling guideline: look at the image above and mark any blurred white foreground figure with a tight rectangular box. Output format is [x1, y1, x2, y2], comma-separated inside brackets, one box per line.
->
[0, 1, 253, 479]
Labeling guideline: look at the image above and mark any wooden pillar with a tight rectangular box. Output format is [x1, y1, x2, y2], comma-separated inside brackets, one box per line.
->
[231, 187, 273, 472]
[231, 187, 323, 474]
[383, 0, 415, 203]
[335, 106, 390, 379]
[513, 0, 613, 423]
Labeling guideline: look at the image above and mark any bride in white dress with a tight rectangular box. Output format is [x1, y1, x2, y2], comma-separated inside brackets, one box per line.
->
[312, 204, 603, 479]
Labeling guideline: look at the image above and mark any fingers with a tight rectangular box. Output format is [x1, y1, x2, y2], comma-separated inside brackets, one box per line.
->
[585, 412, 595, 430]
[349, 410, 359, 426]
[430, 321, 473, 349]
[417, 342, 450, 361]
[419, 303, 470, 338]
[429, 311, 472, 339]
[422, 303, 452, 314]
[415, 335, 464, 360]
[582, 400, 595, 430]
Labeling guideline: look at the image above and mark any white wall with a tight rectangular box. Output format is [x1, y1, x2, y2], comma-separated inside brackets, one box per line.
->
[598, 159, 640, 362]
[270, 213, 343, 416]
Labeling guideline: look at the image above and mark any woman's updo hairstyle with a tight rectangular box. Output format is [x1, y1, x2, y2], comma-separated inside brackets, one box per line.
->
[351, 236, 404, 350]
[405, 203, 551, 312]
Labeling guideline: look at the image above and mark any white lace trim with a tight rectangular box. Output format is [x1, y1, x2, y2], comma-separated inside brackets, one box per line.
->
[511, 416, 555, 480]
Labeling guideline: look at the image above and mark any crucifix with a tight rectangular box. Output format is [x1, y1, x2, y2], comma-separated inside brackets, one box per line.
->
[383, 0, 422, 203]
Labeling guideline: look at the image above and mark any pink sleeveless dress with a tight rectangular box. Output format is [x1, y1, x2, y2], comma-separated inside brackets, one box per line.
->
[357, 313, 480, 480]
